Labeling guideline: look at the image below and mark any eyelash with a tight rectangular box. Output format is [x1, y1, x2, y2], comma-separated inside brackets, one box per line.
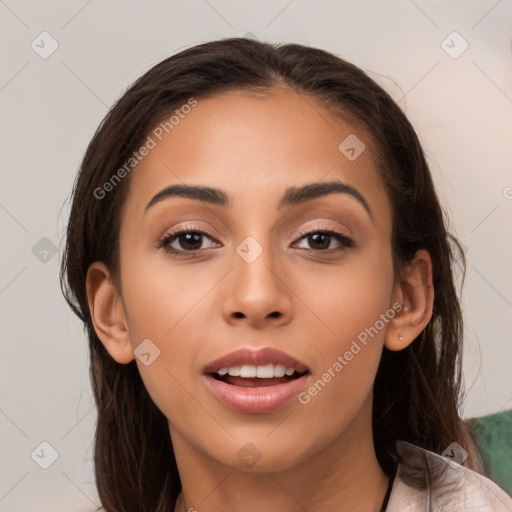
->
[156, 225, 355, 257]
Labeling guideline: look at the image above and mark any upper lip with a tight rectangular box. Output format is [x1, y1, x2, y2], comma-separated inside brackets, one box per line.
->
[204, 347, 309, 374]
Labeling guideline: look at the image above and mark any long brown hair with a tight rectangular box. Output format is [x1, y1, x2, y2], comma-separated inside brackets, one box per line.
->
[60, 37, 482, 511]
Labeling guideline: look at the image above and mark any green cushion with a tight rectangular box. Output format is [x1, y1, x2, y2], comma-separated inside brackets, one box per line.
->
[468, 408, 512, 495]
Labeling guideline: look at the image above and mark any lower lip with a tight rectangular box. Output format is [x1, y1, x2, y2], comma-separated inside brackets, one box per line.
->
[203, 374, 309, 414]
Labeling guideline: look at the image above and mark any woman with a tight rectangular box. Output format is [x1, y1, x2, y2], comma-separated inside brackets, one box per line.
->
[60, 37, 512, 511]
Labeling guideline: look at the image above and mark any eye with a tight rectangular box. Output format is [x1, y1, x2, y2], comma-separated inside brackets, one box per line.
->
[293, 227, 354, 252]
[156, 225, 355, 257]
[156, 226, 220, 256]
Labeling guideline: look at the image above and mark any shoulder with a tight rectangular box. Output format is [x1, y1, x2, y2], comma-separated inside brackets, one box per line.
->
[386, 441, 512, 512]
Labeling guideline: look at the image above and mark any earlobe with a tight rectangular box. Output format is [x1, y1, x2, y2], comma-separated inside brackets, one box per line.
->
[85, 261, 134, 364]
[384, 249, 435, 352]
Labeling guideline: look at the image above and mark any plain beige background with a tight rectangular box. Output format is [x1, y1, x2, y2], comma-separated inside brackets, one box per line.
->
[1, 1, 511, 510]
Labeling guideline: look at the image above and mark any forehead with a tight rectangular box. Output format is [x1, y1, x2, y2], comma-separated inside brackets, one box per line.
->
[120, 87, 391, 228]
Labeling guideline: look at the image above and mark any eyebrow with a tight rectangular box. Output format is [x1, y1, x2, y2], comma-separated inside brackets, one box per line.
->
[144, 180, 372, 218]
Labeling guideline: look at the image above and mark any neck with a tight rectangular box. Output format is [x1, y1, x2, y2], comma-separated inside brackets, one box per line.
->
[171, 395, 389, 512]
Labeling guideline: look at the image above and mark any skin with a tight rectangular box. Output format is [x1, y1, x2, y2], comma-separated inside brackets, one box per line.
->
[86, 86, 434, 512]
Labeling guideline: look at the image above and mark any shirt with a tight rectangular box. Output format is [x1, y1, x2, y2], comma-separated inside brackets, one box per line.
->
[386, 440, 512, 511]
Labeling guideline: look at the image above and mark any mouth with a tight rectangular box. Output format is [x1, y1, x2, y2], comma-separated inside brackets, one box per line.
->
[209, 364, 309, 387]
[203, 348, 311, 414]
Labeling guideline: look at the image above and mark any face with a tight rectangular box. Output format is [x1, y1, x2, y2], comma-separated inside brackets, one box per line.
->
[113, 87, 398, 472]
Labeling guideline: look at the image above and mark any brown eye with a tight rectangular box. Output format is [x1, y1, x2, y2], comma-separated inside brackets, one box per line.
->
[294, 229, 354, 252]
[156, 228, 219, 256]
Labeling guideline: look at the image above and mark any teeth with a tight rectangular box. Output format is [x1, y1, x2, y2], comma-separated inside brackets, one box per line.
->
[240, 365, 257, 378]
[255, 364, 272, 378]
[228, 366, 241, 377]
[273, 364, 286, 377]
[216, 364, 299, 378]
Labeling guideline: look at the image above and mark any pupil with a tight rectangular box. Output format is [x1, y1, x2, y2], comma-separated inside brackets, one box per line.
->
[310, 233, 329, 250]
[180, 233, 202, 250]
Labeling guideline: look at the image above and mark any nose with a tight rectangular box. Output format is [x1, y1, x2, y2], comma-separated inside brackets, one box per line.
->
[222, 239, 293, 329]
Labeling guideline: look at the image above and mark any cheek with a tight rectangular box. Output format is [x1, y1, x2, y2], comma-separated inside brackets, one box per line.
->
[120, 250, 213, 344]
[296, 245, 394, 405]
[301, 244, 394, 345]
[118, 253, 220, 420]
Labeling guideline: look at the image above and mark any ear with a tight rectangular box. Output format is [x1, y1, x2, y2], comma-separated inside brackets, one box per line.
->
[384, 249, 434, 351]
[85, 261, 134, 364]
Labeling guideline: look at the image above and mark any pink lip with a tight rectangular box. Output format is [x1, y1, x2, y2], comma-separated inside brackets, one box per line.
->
[203, 347, 309, 374]
[203, 373, 310, 414]
[202, 347, 310, 414]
